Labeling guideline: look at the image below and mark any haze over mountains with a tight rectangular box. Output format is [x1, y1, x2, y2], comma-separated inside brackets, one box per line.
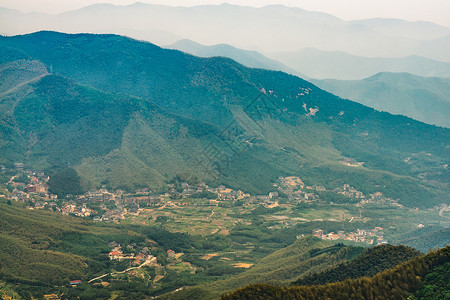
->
[1, 3, 450, 62]
[270, 48, 450, 80]
[313, 73, 450, 128]
[167, 39, 304, 78]
[167, 39, 450, 128]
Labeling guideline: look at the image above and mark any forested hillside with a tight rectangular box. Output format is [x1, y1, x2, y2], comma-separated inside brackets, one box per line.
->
[293, 244, 421, 286]
[221, 246, 450, 300]
[0, 32, 449, 207]
[164, 237, 364, 299]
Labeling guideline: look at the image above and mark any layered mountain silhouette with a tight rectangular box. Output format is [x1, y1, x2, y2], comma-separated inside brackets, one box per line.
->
[167, 39, 303, 78]
[270, 48, 450, 80]
[313, 72, 450, 128]
[1, 3, 449, 61]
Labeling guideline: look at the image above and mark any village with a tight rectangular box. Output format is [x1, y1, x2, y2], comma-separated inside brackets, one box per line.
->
[0, 164, 447, 299]
[311, 227, 387, 245]
[2, 163, 401, 221]
[0, 163, 431, 248]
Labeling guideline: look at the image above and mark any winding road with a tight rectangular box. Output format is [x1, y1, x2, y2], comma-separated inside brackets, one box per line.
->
[88, 256, 156, 283]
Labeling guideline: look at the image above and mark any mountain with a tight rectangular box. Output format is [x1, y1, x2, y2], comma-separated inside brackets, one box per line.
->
[221, 245, 450, 300]
[167, 39, 303, 77]
[0, 31, 449, 208]
[348, 18, 450, 42]
[1, 4, 450, 61]
[269, 48, 450, 80]
[293, 244, 421, 286]
[393, 226, 450, 252]
[415, 34, 450, 63]
[312, 72, 450, 128]
[163, 236, 364, 299]
[173, 243, 421, 299]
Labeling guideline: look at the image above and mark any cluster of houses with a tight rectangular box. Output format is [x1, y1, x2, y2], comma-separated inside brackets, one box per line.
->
[275, 176, 398, 206]
[3, 163, 400, 226]
[6, 168, 57, 204]
[107, 241, 155, 266]
[275, 176, 319, 202]
[312, 227, 387, 245]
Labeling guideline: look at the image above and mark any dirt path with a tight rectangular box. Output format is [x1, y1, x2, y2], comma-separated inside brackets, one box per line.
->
[88, 256, 156, 283]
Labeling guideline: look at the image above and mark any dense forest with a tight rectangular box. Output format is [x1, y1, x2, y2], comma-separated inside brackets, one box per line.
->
[221, 246, 450, 300]
[293, 244, 421, 286]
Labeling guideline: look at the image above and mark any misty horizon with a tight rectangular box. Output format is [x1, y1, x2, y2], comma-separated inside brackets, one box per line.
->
[1, 0, 450, 27]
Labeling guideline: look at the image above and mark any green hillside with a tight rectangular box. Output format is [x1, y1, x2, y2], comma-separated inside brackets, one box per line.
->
[0, 201, 142, 286]
[393, 227, 450, 252]
[0, 32, 449, 207]
[0, 202, 247, 299]
[163, 236, 364, 299]
[293, 244, 421, 286]
[221, 245, 450, 300]
[314, 72, 450, 128]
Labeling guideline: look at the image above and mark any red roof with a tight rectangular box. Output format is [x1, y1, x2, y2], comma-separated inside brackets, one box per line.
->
[167, 249, 175, 253]
[109, 251, 119, 256]
[70, 280, 81, 284]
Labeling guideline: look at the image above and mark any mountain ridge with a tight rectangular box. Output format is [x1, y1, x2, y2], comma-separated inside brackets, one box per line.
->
[167, 39, 305, 78]
[313, 72, 450, 128]
[0, 31, 448, 208]
[270, 48, 450, 79]
[1, 3, 449, 60]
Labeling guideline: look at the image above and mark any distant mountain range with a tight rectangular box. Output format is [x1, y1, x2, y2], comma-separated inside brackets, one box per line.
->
[167, 39, 304, 78]
[0, 32, 448, 208]
[313, 72, 450, 128]
[270, 48, 450, 80]
[1, 3, 449, 62]
[164, 40, 450, 129]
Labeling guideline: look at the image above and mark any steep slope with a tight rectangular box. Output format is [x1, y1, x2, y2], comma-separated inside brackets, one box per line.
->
[269, 48, 450, 80]
[393, 227, 450, 252]
[221, 245, 450, 300]
[0, 68, 251, 192]
[411, 260, 450, 300]
[313, 72, 450, 128]
[167, 39, 303, 77]
[293, 244, 421, 286]
[0, 32, 449, 207]
[165, 236, 365, 299]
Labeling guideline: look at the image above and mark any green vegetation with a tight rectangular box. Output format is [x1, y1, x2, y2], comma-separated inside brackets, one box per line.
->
[163, 236, 365, 299]
[411, 261, 450, 300]
[221, 245, 450, 300]
[0, 32, 448, 208]
[47, 167, 83, 197]
[0, 203, 229, 298]
[294, 244, 421, 285]
[393, 227, 450, 252]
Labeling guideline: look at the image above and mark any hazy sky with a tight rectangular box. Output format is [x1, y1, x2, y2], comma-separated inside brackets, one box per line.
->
[1, 0, 450, 27]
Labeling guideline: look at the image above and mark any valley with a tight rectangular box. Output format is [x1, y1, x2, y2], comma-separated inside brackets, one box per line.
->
[1, 161, 449, 298]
